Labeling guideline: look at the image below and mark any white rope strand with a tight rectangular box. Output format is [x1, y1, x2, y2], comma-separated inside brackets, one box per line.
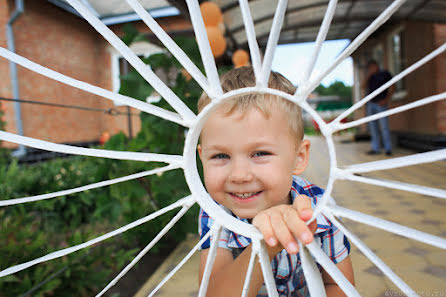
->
[239, 0, 263, 86]
[296, 0, 338, 99]
[96, 204, 193, 297]
[334, 91, 446, 131]
[341, 149, 446, 174]
[241, 247, 258, 297]
[306, 241, 360, 297]
[326, 214, 418, 297]
[261, 0, 288, 86]
[65, 0, 196, 124]
[147, 230, 213, 297]
[307, 0, 407, 93]
[124, 0, 212, 97]
[330, 205, 446, 250]
[299, 242, 327, 297]
[0, 164, 180, 207]
[0, 196, 194, 278]
[184, 0, 223, 99]
[241, 246, 257, 297]
[198, 223, 222, 297]
[340, 174, 446, 200]
[311, 133, 337, 220]
[0, 131, 183, 165]
[332, 42, 446, 125]
[256, 240, 279, 297]
[0, 47, 185, 126]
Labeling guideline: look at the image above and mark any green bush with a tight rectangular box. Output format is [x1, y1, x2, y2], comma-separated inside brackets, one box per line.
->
[0, 155, 141, 296]
[0, 206, 136, 297]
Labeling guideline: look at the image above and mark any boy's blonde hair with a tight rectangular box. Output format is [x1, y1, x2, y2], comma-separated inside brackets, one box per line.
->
[198, 66, 303, 140]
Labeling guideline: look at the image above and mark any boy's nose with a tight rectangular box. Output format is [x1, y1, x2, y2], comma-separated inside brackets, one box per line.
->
[229, 160, 253, 183]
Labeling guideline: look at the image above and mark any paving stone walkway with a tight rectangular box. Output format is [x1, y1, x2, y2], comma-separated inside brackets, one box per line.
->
[135, 135, 446, 297]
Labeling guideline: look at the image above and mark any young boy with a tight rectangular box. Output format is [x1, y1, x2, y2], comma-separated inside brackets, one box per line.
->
[197, 67, 354, 297]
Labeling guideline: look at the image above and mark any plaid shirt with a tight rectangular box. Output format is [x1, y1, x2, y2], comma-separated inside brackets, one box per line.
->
[198, 176, 350, 297]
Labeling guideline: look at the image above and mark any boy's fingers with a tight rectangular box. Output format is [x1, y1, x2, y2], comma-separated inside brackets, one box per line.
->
[294, 194, 313, 221]
[270, 211, 298, 254]
[253, 213, 277, 247]
[308, 219, 318, 234]
[283, 207, 314, 245]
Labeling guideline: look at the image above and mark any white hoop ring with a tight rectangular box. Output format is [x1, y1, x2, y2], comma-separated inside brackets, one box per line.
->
[183, 87, 337, 239]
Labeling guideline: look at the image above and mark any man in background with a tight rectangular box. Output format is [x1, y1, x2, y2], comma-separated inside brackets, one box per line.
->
[362, 60, 395, 156]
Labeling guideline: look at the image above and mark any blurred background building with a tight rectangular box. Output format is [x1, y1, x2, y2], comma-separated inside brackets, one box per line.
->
[352, 19, 446, 151]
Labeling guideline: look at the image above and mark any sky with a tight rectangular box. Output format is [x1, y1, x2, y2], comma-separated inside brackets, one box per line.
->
[271, 39, 353, 87]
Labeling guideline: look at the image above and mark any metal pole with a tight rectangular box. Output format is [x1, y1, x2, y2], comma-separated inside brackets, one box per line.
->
[127, 105, 133, 139]
[6, 0, 26, 157]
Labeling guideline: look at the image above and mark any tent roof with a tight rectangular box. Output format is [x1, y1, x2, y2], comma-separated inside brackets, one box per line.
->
[48, 0, 180, 24]
[214, 0, 446, 48]
[49, 0, 446, 46]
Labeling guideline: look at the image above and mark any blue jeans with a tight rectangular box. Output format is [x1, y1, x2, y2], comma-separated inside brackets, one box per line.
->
[366, 102, 392, 152]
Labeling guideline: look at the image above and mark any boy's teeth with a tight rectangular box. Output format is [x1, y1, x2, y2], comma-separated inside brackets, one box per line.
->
[233, 192, 257, 198]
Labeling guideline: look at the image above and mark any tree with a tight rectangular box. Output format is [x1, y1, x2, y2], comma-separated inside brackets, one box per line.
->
[315, 80, 352, 100]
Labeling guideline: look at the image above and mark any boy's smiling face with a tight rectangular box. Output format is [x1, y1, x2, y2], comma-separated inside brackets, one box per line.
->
[198, 104, 310, 219]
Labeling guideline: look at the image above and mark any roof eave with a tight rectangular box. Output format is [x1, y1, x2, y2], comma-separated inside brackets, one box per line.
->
[47, 0, 180, 25]
[102, 6, 180, 25]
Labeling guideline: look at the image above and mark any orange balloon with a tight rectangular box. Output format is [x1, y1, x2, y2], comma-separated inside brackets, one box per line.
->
[99, 131, 110, 145]
[206, 26, 226, 58]
[181, 68, 192, 81]
[200, 2, 223, 27]
[232, 49, 250, 68]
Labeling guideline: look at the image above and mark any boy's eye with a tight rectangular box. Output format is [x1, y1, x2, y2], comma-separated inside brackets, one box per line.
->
[211, 153, 229, 159]
[253, 151, 271, 157]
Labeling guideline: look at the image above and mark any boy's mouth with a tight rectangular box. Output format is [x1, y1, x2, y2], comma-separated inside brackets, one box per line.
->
[229, 191, 262, 199]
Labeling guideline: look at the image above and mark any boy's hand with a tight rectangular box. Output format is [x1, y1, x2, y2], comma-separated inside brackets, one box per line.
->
[252, 195, 317, 257]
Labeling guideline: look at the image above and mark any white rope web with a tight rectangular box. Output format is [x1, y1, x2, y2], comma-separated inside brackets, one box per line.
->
[1, 0, 445, 296]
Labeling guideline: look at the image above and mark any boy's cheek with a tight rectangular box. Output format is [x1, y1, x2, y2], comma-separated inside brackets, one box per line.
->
[203, 172, 221, 193]
[201, 165, 213, 185]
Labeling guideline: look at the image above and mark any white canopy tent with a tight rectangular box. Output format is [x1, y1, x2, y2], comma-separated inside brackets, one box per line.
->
[216, 0, 446, 48]
[48, 0, 445, 48]
[48, 0, 181, 24]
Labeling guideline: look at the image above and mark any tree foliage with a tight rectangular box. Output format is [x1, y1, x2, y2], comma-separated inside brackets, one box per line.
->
[315, 80, 352, 100]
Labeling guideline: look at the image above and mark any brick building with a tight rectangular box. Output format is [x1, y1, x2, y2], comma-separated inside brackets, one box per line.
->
[0, 0, 192, 154]
[351, 21, 446, 150]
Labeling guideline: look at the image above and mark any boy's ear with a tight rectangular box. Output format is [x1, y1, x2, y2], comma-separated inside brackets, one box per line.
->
[197, 144, 203, 161]
[293, 139, 310, 175]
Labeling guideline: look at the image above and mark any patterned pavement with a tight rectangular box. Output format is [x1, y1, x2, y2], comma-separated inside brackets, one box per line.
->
[135, 135, 446, 297]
